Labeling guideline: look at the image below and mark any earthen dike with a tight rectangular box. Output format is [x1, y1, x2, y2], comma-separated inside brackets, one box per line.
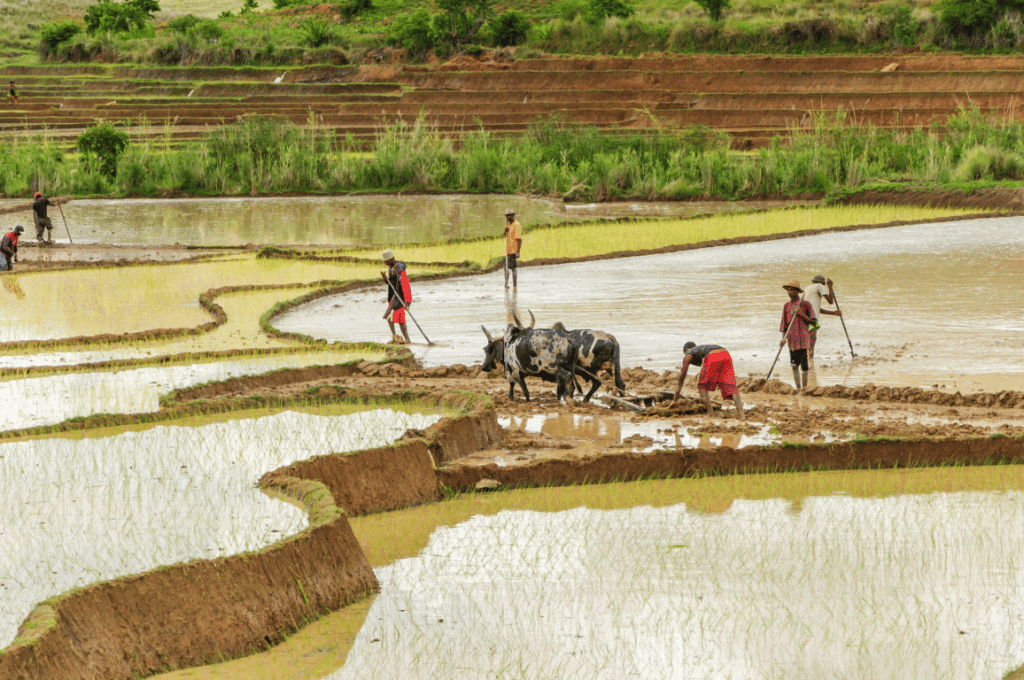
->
[5, 53, 1024, 149]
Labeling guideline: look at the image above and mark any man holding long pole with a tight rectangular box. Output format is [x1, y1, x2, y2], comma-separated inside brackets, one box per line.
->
[802, 274, 842, 386]
[503, 208, 522, 289]
[381, 248, 412, 344]
[780, 280, 817, 390]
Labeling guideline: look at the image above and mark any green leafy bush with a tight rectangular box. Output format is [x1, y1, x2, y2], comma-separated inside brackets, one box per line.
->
[940, 0, 1000, 38]
[84, 0, 160, 33]
[388, 8, 436, 59]
[586, 0, 634, 22]
[40, 21, 83, 53]
[167, 14, 201, 33]
[76, 122, 130, 176]
[341, 0, 372, 20]
[877, 0, 920, 47]
[490, 10, 530, 46]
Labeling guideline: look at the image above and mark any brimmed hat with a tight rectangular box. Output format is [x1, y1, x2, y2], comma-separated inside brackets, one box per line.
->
[783, 280, 803, 293]
[503, 208, 515, 216]
[812, 274, 826, 284]
[382, 248, 395, 261]
[13, 225, 23, 233]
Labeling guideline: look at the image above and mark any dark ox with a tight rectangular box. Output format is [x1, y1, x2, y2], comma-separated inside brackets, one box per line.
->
[551, 322, 626, 402]
[481, 311, 577, 402]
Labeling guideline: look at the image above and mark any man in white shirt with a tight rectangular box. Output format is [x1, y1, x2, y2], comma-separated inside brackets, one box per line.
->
[802, 274, 841, 386]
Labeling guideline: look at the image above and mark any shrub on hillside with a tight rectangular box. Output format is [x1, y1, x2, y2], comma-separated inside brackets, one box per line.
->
[940, 0, 1001, 38]
[388, 8, 436, 59]
[586, 0, 634, 22]
[300, 17, 334, 47]
[954, 145, 1024, 180]
[39, 21, 83, 57]
[84, 0, 160, 34]
[874, 0, 920, 47]
[341, 0, 372, 20]
[77, 122, 129, 176]
[490, 10, 530, 46]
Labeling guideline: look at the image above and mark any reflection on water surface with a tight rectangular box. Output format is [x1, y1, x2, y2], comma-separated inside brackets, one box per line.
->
[335, 489, 1024, 680]
[0, 408, 442, 648]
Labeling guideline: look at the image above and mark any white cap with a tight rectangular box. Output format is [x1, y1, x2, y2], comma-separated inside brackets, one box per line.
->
[382, 249, 395, 261]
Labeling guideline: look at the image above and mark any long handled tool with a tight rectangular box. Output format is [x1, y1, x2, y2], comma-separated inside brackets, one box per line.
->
[767, 296, 803, 380]
[831, 287, 855, 357]
[57, 201, 72, 244]
[381, 271, 434, 346]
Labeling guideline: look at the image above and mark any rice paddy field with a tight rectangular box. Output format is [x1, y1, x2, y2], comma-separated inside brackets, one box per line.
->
[1, 197, 1022, 680]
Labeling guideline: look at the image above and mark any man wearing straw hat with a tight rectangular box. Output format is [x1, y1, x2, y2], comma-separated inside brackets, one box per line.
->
[780, 280, 817, 390]
[381, 248, 412, 344]
[503, 208, 522, 289]
[802, 274, 841, 386]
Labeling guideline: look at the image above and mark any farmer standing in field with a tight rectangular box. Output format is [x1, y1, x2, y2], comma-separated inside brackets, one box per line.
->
[32, 192, 58, 244]
[780, 280, 817, 390]
[0, 225, 24, 271]
[504, 208, 522, 289]
[7, 81, 17, 103]
[671, 341, 745, 422]
[381, 248, 412, 344]
[801, 274, 841, 386]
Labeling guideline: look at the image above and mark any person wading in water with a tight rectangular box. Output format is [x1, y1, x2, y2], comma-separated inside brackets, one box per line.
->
[381, 248, 412, 344]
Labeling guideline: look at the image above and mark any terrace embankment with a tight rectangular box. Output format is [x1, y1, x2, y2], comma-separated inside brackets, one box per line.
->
[6, 54, 1024, 149]
[3, 364, 1023, 679]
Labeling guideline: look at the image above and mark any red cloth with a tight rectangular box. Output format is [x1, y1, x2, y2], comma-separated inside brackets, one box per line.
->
[781, 300, 815, 351]
[391, 304, 406, 324]
[697, 349, 738, 399]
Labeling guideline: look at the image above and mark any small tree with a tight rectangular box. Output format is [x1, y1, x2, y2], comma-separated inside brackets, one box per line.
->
[389, 8, 436, 59]
[694, 0, 729, 22]
[490, 10, 530, 46]
[77, 122, 129, 176]
[83, 0, 160, 33]
[586, 0, 633, 22]
[40, 21, 83, 52]
[940, 0, 1000, 37]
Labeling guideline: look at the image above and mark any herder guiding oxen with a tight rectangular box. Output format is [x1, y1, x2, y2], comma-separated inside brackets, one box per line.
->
[481, 310, 577, 402]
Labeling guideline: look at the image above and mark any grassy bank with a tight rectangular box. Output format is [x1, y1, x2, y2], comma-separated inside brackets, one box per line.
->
[6, 106, 1023, 203]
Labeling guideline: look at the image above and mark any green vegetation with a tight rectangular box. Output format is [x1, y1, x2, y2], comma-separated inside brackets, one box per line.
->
[6, 105, 1024, 202]
[6, 0, 1024, 64]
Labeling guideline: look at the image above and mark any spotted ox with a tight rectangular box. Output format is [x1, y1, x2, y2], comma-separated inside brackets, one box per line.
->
[551, 322, 626, 402]
[481, 311, 578, 402]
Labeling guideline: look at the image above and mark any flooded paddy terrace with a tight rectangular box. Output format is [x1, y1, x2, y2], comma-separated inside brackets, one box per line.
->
[0, 196, 1021, 680]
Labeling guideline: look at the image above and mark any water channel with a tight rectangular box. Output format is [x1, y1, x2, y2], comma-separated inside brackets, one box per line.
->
[275, 216, 1024, 393]
[334, 489, 1024, 680]
[0, 408, 442, 649]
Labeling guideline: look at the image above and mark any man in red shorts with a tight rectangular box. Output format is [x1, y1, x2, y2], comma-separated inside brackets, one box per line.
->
[670, 342, 745, 422]
[780, 279, 816, 390]
[381, 248, 412, 344]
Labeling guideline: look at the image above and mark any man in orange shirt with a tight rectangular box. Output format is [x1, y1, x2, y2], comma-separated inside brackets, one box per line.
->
[503, 208, 522, 289]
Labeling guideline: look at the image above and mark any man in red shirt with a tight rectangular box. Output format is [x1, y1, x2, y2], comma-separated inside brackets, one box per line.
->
[381, 248, 412, 344]
[0, 225, 23, 271]
[780, 280, 816, 390]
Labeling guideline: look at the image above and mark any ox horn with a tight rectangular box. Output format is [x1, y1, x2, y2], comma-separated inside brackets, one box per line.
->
[526, 309, 535, 329]
[481, 325, 494, 342]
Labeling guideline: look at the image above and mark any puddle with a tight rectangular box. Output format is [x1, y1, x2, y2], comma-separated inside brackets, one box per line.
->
[276, 216, 1024, 393]
[332, 490, 1024, 680]
[0, 408, 441, 648]
[7, 197, 813, 248]
[0, 352, 378, 431]
[497, 413, 781, 453]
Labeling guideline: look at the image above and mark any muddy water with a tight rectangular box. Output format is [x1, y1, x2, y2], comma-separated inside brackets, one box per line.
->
[0, 351, 378, 431]
[11, 197, 808, 248]
[0, 408, 441, 648]
[276, 216, 1024, 392]
[498, 413, 781, 453]
[334, 490, 1024, 680]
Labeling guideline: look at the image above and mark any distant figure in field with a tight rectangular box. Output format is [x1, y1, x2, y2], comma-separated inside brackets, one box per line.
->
[32, 192, 57, 243]
[780, 280, 817, 390]
[381, 248, 412, 344]
[503, 208, 522, 289]
[0, 225, 24, 271]
[671, 341, 745, 422]
[801, 274, 841, 386]
[7, 81, 17, 103]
